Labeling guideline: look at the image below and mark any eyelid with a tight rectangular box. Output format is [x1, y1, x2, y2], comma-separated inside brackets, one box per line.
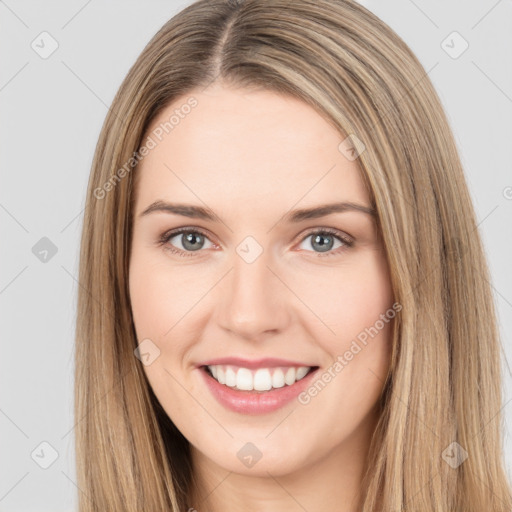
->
[300, 226, 353, 245]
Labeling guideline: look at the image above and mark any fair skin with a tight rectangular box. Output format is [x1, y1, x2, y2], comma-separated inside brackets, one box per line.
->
[129, 82, 394, 512]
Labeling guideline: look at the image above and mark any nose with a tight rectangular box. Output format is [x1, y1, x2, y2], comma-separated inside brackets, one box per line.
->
[215, 249, 291, 341]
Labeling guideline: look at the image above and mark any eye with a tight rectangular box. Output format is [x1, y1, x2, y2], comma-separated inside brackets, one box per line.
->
[157, 227, 354, 258]
[158, 227, 215, 257]
[297, 228, 353, 257]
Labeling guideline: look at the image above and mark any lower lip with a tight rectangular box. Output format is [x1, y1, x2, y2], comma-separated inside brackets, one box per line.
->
[198, 366, 319, 415]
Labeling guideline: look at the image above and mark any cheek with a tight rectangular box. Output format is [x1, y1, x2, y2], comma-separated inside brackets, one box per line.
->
[128, 252, 199, 412]
[293, 261, 394, 446]
[130, 244, 394, 351]
[128, 249, 211, 388]
[129, 249, 199, 339]
[292, 249, 394, 343]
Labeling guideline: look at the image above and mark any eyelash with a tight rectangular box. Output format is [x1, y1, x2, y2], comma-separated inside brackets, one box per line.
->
[157, 227, 354, 258]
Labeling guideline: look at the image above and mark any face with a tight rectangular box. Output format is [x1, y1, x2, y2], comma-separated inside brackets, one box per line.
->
[129, 83, 395, 480]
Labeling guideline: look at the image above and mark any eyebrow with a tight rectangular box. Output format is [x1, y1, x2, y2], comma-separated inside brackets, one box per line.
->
[138, 200, 376, 223]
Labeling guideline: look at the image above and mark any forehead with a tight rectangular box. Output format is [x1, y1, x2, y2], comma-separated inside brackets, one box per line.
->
[134, 84, 370, 217]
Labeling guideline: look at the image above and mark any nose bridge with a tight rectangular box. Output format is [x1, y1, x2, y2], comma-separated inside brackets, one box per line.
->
[216, 242, 290, 338]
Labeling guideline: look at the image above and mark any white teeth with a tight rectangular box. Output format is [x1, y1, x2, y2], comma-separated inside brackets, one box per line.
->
[284, 367, 296, 385]
[225, 367, 237, 387]
[296, 366, 309, 380]
[206, 365, 312, 391]
[253, 369, 272, 391]
[236, 368, 253, 390]
[272, 368, 285, 388]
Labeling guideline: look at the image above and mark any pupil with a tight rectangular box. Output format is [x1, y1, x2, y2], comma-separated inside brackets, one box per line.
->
[183, 232, 203, 251]
[313, 234, 333, 252]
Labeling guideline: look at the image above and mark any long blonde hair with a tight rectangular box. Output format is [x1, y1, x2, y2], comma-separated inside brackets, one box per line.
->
[75, 0, 512, 510]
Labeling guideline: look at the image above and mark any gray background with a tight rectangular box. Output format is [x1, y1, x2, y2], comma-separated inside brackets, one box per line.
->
[1, 0, 511, 510]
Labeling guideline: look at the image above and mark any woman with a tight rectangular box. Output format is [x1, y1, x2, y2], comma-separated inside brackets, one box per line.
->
[75, 0, 512, 510]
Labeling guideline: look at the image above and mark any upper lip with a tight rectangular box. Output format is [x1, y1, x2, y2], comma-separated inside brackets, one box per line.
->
[197, 357, 317, 369]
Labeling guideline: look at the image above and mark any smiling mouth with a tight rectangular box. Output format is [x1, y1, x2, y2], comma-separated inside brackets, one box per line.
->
[202, 364, 319, 393]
